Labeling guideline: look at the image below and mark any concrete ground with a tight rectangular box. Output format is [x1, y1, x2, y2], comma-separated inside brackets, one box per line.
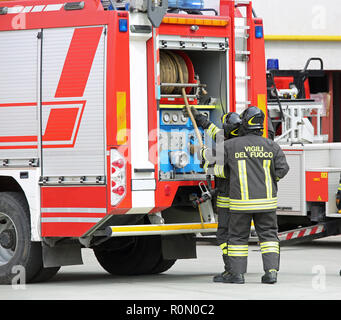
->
[0, 236, 341, 301]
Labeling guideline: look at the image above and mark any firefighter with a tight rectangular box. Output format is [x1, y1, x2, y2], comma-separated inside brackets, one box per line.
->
[183, 107, 242, 282]
[201, 106, 289, 284]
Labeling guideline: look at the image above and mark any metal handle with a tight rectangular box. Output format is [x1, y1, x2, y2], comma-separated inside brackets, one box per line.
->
[147, 0, 168, 27]
[302, 57, 324, 73]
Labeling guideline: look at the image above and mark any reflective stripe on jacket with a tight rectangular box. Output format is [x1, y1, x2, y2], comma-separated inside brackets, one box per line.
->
[203, 132, 289, 213]
[225, 133, 289, 213]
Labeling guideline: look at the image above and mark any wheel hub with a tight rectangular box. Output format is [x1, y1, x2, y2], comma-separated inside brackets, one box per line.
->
[0, 212, 17, 266]
[0, 230, 16, 250]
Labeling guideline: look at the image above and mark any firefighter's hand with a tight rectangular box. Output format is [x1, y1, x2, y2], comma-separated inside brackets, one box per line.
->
[336, 191, 341, 212]
[182, 106, 200, 119]
[199, 145, 208, 161]
[182, 106, 208, 128]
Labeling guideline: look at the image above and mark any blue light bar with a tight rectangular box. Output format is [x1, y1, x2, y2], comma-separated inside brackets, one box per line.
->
[119, 19, 128, 32]
[168, 0, 204, 10]
[255, 25, 263, 39]
[267, 59, 279, 70]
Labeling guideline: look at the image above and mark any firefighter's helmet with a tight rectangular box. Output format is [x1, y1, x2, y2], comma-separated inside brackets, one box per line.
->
[241, 106, 264, 131]
[221, 112, 242, 139]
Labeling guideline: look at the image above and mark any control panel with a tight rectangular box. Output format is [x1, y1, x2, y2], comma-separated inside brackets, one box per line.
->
[159, 106, 214, 180]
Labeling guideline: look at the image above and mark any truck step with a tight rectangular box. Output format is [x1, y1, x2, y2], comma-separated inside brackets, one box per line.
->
[102, 222, 218, 237]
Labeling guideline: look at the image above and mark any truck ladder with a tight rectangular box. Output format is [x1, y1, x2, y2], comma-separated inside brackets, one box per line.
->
[234, 0, 253, 111]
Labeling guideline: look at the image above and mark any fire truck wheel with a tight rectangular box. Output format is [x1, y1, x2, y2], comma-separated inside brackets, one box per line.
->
[149, 257, 176, 274]
[0, 192, 47, 284]
[93, 235, 173, 275]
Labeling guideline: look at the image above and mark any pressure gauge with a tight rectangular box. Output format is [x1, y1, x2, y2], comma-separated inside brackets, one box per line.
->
[181, 114, 187, 123]
[163, 112, 170, 123]
[172, 113, 178, 123]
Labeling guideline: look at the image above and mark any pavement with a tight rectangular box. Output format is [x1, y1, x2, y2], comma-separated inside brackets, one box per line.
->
[0, 235, 341, 301]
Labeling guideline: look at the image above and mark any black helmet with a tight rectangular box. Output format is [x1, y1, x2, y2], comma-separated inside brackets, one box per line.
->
[221, 112, 242, 139]
[241, 106, 264, 131]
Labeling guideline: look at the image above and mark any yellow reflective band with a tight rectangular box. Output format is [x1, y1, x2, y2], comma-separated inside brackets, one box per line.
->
[230, 198, 277, 211]
[222, 113, 228, 124]
[260, 241, 279, 247]
[228, 245, 248, 249]
[220, 243, 228, 254]
[230, 128, 239, 136]
[264, 34, 341, 42]
[207, 124, 219, 139]
[238, 160, 249, 200]
[220, 242, 227, 249]
[260, 241, 279, 254]
[230, 204, 277, 211]
[263, 159, 272, 199]
[229, 198, 277, 211]
[217, 196, 230, 201]
[248, 116, 258, 126]
[116, 92, 127, 145]
[216, 202, 230, 208]
[230, 198, 277, 204]
[268, 269, 277, 273]
[214, 164, 226, 178]
[203, 161, 209, 174]
[202, 148, 209, 162]
[228, 244, 248, 257]
[217, 196, 230, 207]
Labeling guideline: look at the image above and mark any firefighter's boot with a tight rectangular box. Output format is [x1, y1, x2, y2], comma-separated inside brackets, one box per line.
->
[222, 273, 245, 284]
[261, 270, 277, 284]
[212, 254, 230, 283]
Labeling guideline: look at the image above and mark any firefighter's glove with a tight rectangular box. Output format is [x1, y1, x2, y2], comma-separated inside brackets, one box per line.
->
[199, 146, 208, 162]
[336, 190, 341, 212]
[182, 106, 208, 129]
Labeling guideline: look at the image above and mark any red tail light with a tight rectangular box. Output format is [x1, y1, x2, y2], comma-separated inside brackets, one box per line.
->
[111, 149, 126, 206]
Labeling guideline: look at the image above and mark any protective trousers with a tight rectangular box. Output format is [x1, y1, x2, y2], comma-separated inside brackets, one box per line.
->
[228, 211, 279, 274]
[216, 199, 230, 272]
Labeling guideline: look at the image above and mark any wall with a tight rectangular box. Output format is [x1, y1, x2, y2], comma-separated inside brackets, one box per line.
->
[252, 0, 341, 70]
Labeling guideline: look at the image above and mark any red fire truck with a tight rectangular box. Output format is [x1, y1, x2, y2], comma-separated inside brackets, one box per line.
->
[0, 0, 270, 283]
[2, 0, 340, 284]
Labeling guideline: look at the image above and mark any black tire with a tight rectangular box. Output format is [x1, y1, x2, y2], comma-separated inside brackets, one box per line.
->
[150, 256, 176, 274]
[0, 192, 59, 284]
[94, 235, 174, 276]
[0, 192, 43, 284]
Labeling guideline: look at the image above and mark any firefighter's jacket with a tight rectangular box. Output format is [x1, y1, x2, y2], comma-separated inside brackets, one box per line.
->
[203, 132, 289, 213]
[201, 122, 230, 209]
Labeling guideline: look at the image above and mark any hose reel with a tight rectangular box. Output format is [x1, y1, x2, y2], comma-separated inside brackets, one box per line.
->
[160, 51, 195, 95]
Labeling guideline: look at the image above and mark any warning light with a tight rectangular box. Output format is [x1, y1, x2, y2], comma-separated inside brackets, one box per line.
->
[119, 19, 128, 32]
[267, 59, 279, 70]
[112, 159, 124, 169]
[255, 25, 263, 39]
[113, 186, 125, 196]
